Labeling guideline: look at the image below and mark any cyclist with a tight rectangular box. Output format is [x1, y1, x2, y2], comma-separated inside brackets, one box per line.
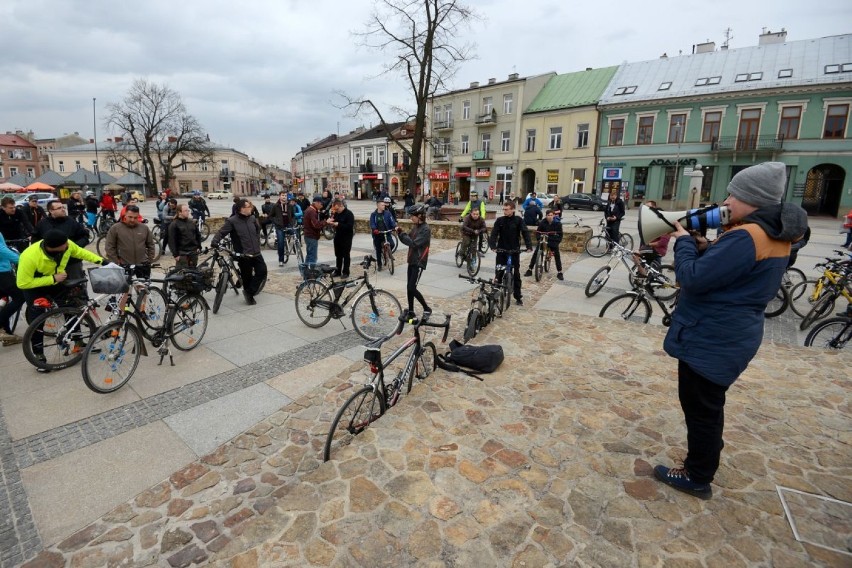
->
[524, 209, 564, 280]
[211, 198, 267, 306]
[396, 203, 432, 319]
[425, 194, 443, 220]
[604, 190, 625, 246]
[459, 189, 487, 221]
[0, 197, 34, 242]
[119, 197, 145, 222]
[0, 234, 24, 346]
[168, 204, 202, 270]
[104, 205, 156, 278]
[260, 194, 275, 242]
[328, 198, 355, 278]
[488, 201, 532, 306]
[288, 195, 303, 226]
[460, 208, 485, 263]
[189, 191, 211, 223]
[32, 200, 91, 280]
[403, 190, 415, 210]
[522, 191, 543, 212]
[99, 190, 117, 222]
[84, 190, 100, 228]
[65, 190, 86, 225]
[370, 197, 397, 271]
[270, 191, 293, 267]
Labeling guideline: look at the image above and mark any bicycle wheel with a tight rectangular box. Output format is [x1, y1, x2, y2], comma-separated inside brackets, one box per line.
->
[804, 317, 851, 349]
[389, 232, 399, 253]
[764, 286, 789, 318]
[619, 233, 634, 250]
[82, 320, 142, 394]
[464, 309, 481, 343]
[789, 280, 820, 317]
[534, 248, 543, 282]
[501, 269, 513, 313]
[351, 288, 402, 341]
[199, 221, 210, 242]
[322, 225, 335, 240]
[416, 341, 437, 381]
[81, 320, 140, 392]
[800, 292, 837, 331]
[478, 230, 489, 254]
[584, 235, 608, 257]
[169, 294, 209, 351]
[584, 266, 611, 297]
[281, 236, 291, 263]
[212, 267, 229, 314]
[140, 286, 169, 329]
[599, 292, 652, 324]
[95, 235, 106, 256]
[489, 292, 503, 320]
[467, 249, 480, 277]
[784, 267, 806, 294]
[455, 243, 464, 268]
[544, 252, 551, 273]
[22, 307, 98, 371]
[323, 386, 386, 462]
[650, 265, 679, 302]
[295, 280, 333, 328]
[266, 230, 278, 250]
[384, 245, 395, 276]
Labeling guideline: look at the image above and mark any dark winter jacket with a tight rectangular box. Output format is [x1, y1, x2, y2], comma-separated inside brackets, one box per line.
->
[270, 200, 292, 229]
[535, 218, 563, 249]
[369, 209, 397, 232]
[332, 207, 355, 241]
[0, 207, 34, 241]
[168, 217, 202, 256]
[33, 216, 90, 249]
[212, 213, 262, 255]
[489, 214, 531, 252]
[461, 214, 486, 237]
[523, 204, 543, 227]
[664, 203, 809, 386]
[399, 223, 431, 269]
[302, 205, 324, 240]
[604, 198, 625, 224]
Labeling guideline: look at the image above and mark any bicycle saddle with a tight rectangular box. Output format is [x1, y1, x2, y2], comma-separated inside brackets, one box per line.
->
[164, 272, 187, 282]
[315, 264, 337, 274]
[63, 278, 88, 288]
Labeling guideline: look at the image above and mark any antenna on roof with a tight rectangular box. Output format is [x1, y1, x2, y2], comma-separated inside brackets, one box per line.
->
[723, 27, 733, 48]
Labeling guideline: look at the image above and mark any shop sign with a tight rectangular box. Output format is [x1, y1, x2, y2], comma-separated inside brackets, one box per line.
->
[454, 171, 471, 178]
[602, 168, 622, 180]
[361, 173, 378, 180]
[649, 158, 697, 167]
[547, 171, 559, 183]
[600, 162, 627, 167]
[475, 168, 491, 178]
[428, 170, 449, 180]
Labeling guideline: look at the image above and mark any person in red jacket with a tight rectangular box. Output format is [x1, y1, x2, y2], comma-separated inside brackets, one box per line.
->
[302, 195, 325, 267]
[99, 190, 117, 221]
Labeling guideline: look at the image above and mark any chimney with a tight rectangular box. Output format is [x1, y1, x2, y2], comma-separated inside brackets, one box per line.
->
[695, 41, 715, 54]
[487, 78, 496, 85]
[107, 138, 113, 143]
[586, 67, 593, 70]
[114, 136, 123, 143]
[168, 136, 177, 143]
[759, 28, 787, 45]
[508, 73, 519, 80]
[470, 81, 479, 88]
[659, 53, 667, 59]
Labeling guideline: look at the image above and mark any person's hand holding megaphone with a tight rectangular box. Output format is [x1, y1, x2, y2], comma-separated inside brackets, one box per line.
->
[671, 221, 709, 252]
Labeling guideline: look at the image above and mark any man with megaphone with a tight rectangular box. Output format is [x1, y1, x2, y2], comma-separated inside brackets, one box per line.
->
[653, 161, 808, 501]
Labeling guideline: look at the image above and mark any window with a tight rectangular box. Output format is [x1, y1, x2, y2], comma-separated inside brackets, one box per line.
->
[702, 111, 722, 142]
[434, 106, 442, 122]
[27, 167, 35, 177]
[392, 152, 399, 167]
[444, 104, 452, 122]
[633, 167, 648, 200]
[482, 96, 493, 115]
[658, 82, 672, 91]
[108, 159, 116, 172]
[525, 129, 536, 152]
[571, 168, 586, 193]
[614, 86, 637, 96]
[546, 170, 559, 194]
[824, 104, 849, 138]
[378, 148, 386, 166]
[695, 78, 709, 86]
[549, 127, 562, 150]
[500, 131, 510, 152]
[637, 116, 654, 145]
[365, 149, 373, 163]
[668, 114, 686, 143]
[58, 161, 65, 173]
[576, 123, 589, 148]
[735, 73, 749, 82]
[481, 133, 491, 154]
[462, 100, 470, 120]
[10, 167, 18, 176]
[202, 180, 209, 191]
[844, 63, 852, 72]
[778, 69, 793, 78]
[748, 72, 762, 81]
[201, 161, 209, 172]
[503, 94, 513, 114]
[778, 106, 802, 140]
[609, 119, 624, 146]
[354, 151, 361, 166]
[738, 108, 762, 149]
[180, 160, 188, 171]
[75, 160, 81, 171]
[461, 134, 469, 154]
[825, 64, 840, 74]
[614, 87, 626, 95]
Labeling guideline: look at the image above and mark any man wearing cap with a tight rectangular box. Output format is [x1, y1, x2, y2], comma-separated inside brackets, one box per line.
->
[654, 162, 808, 501]
[302, 195, 326, 267]
[22, 195, 47, 230]
[32, 200, 91, 280]
[211, 198, 266, 305]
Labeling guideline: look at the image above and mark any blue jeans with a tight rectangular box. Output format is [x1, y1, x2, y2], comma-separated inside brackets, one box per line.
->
[305, 237, 319, 265]
[276, 227, 287, 262]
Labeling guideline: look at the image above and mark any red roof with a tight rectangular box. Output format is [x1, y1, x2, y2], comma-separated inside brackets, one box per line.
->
[0, 134, 36, 148]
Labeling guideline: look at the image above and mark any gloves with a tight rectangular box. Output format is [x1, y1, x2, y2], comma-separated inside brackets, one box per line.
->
[458, 217, 463, 223]
[372, 229, 379, 235]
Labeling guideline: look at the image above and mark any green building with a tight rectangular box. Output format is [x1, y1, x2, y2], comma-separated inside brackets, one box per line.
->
[596, 30, 852, 218]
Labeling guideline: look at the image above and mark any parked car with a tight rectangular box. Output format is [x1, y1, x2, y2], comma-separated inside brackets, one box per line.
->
[562, 192, 606, 211]
[206, 191, 233, 200]
[14, 192, 55, 207]
[128, 190, 146, 202]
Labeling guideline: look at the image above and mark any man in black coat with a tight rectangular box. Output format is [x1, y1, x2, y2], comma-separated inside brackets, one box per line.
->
[327, 198, 355, 277]
[604, 190, 626, 245]
[32, 199, 90, 279]
[488, 201, 532, 305]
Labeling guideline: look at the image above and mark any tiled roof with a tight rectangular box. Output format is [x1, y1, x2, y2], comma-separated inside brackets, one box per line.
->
[0, 134, 36, 148]
[64, 168, 116, 185]
[525, 66, 619, 113]
[113, 172, 146, 185]
[34, 170, 66, 186]
[600, 33, 852, 105]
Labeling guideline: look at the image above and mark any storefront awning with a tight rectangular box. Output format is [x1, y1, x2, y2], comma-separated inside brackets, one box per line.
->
[454, 172, 470, 178]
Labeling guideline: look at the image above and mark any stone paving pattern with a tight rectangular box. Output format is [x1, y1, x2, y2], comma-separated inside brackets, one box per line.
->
[20, 267, 851, 567]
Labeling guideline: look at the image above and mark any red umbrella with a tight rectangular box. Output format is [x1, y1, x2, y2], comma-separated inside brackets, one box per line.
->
[25, 181, 54, 191]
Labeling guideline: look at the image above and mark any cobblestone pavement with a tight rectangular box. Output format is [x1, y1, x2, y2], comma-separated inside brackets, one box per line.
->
[18, 249, 852, 568]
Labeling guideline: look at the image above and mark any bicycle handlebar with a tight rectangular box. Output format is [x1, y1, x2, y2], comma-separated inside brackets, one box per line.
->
[458, 274, 506, 288]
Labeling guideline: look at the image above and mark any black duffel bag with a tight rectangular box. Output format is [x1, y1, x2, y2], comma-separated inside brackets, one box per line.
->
[436, 340, 504, 380]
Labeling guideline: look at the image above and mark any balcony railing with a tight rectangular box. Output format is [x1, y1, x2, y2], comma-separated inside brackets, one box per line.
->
[475, 111, 497, 125]
[219, 169, 235, 180]
[433, 119, 454, 130]
[433, 152, 450, 163]
[472, 150, 492, 161]
[711, 135, 784, 152]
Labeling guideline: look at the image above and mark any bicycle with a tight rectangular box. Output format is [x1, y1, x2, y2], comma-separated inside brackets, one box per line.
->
[193, 215, 210, 242]
[789, 253, 852, 329]
[323, 313, 449, 461]
[80, 267, 211, 393]
[585, 241, 677, 300]
[804, 306, 851, 350]
[95, 213, 116, 237]
[454, 235, 481, 277]
[197, 247, 242, 314]
[295, 255, 402, 341]
[376, 229, 396, 275]
[565, 214, 592, 230]
[459, 275, 504, 343]
[279, 226, 304, 265]
[584, 218, 634, 258]
[532, 231, 560, 282]
[598, 265, 680, 326]
[493, 248, 521, 312]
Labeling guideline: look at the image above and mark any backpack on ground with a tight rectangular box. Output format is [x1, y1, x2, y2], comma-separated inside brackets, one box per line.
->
[435, 340, 504, 381]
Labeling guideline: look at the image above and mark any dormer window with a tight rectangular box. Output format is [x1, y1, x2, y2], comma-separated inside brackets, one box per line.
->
[614, 87, 626, 95]
[748, 72, 763, 81]
[735, 73, 748, 82]
[843, 63, 852, 72]
[624, 86, 637, 94]
[707, 76, 721, 85]
[778, 69, 793, 78]
[695, 78, 708, 86]
[658, 82, 672, 91]
[825, 64, 840, 74]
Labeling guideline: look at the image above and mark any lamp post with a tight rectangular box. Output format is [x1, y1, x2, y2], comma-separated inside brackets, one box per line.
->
[93, 98, 103, 196]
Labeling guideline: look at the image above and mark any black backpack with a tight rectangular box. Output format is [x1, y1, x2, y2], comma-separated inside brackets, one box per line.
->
[436, 340, 504, 381]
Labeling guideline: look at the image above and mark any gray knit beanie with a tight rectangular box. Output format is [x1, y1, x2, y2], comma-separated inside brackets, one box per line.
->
[727, 162, 786, 207]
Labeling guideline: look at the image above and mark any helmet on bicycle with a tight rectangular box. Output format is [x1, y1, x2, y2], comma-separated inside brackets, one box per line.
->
[383, 197, 392, 204]
[407, 203, 427, 217]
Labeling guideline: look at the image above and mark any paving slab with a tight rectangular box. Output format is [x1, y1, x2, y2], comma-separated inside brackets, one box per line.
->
[162, 383, 291, 456]
[126, 346, 237, 399]
[204, 327, 309, 367]
[266, 354, 354, 401]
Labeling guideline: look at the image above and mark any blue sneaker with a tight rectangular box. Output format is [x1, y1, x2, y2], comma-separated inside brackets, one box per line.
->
[653, 465, 712, 500]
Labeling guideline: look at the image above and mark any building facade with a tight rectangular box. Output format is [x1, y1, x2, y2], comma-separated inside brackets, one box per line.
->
[596, 31, 852, 217]
[426, 72, 555, 202]
[0, 133, 41, 182]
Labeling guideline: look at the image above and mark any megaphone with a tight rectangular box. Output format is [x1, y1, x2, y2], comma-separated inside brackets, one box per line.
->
[638, 204, 730, 244]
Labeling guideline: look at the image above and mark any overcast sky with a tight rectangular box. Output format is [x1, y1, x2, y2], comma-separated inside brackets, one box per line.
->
[3, 0, 849, 169]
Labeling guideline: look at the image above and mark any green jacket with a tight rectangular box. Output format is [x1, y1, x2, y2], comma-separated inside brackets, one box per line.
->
[16, 240, 103, 289]
[460, 199, 486, 218]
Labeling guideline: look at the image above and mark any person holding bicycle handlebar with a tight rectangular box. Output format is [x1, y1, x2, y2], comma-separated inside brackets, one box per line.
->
[460, 208, 485, 261]
[524, 209, 564, 280]
[489, 201, 531, 305]
[370, 198, 397, 271]
[211, 198, 267, 305]
[168, 204, 202, 269]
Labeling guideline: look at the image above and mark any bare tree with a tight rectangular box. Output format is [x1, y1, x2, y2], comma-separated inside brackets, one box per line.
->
[105, 79, 214, 194]
[340, 0, 476, 193]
